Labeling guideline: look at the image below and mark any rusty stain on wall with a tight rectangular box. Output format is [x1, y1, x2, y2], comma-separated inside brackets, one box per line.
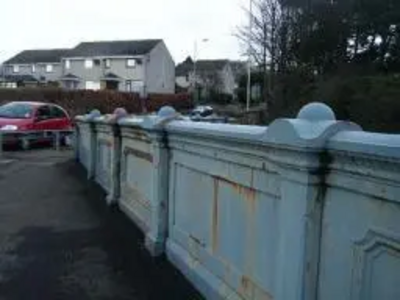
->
[123, 131, 151, 143]
[213, 175, 256, 207]
[239, 276, 273, 300]
[124, 147, 153, 163]
[98, 138, 113, 147]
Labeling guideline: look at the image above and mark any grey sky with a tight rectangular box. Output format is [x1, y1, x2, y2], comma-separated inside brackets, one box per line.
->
[1, 0, 247, 64]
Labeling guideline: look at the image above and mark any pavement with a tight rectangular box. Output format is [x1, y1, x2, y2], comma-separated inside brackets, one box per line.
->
[0, 149, 203, 300]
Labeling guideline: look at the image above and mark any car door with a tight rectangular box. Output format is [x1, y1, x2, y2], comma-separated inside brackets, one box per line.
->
[31, 105, 55, 142]
[33, 105, 53, 130]
[49, 105, 71, 130]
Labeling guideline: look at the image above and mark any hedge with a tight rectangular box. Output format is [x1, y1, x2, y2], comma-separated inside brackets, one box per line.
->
[0, 88, 193, 117]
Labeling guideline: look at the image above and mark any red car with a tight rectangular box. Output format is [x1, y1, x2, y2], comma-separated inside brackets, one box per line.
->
[0, 101, 73, 149]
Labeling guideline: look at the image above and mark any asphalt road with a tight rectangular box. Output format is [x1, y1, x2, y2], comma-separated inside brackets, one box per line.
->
[0, 150, 203, 300]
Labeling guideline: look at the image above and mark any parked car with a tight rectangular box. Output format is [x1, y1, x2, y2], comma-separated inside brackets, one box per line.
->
[190, 105, 214, 118]
[188, 105, 229, 123]
[0, 101, 73, 149]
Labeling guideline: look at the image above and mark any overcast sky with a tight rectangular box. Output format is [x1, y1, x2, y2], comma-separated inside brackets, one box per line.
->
[1, 0, 248, 64]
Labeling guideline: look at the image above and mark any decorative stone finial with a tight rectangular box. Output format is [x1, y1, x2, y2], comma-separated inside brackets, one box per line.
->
[86, 109, 101, 120]
[113, 107, 128, 119]
[157, 106, 177, 118]
[140, 106, 180, 129]
[297, 102, 336, 121]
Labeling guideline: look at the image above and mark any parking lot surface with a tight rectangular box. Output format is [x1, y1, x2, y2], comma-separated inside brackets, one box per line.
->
[0, 150, 202, 300]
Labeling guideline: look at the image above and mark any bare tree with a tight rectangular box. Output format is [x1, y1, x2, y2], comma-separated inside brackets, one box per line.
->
[237, 0, 298, 117]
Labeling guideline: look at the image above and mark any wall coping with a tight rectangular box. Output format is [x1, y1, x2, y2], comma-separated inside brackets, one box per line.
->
[329, 131, 400, 161]
[166, 102, 361, 150]
[167, 121, 267, 142]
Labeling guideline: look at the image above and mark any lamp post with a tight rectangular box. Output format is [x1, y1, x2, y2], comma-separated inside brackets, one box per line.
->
[246, 0, 253, 111]
[193, 38, 209, 105]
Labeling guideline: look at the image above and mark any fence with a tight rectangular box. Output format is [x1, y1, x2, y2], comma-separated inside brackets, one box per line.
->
[75, 103, 400, 300]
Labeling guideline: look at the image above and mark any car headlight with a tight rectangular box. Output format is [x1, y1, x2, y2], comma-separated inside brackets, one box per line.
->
[1, 125, 18, 131]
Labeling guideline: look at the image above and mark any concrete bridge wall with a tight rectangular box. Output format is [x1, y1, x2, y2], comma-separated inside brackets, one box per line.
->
[75, 103, 400, 300]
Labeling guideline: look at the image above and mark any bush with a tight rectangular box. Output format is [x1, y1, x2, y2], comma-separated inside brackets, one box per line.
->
[275, 74, 400, 133]
[146, 93, 192, 112]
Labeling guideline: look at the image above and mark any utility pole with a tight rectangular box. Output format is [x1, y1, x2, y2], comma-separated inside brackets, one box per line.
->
[193, 41, 198, 105]
[192, 39, 209, 106]
[246, 0, 253, 111]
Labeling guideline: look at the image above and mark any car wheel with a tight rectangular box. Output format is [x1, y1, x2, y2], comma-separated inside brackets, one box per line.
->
[21, 138, 30, 150]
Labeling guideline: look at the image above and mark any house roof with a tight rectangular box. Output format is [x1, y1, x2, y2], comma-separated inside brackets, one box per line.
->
[196, 60, 230, 72]
[4, 49, 70, 64]
[61, 73, 81, 81]
[176, 57, 194, 76]
[176, 57, 230, 76]
[101, 72, 122, 81]
[103, 72, 120, 79]
[65, 39, 162, 57]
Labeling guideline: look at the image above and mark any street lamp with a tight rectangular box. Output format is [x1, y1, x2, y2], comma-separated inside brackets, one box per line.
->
[246, 0, 253, 111]
[193, 38, 209, 105]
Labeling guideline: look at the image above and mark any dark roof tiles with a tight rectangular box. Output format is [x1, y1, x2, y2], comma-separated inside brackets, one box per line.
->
[176, 57, 230, 76]
[65, 39, 162, 57]
[5, 49, 70, 64]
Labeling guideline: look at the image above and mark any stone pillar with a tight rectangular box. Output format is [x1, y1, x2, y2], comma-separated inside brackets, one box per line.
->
[73, 123, 80, 162]
[264, 103, 361, 300]
[106, 108, 128, 206]
[142, 106, 180, 256]
[86, 110, 101, 180]
[87, 121, 97, 180]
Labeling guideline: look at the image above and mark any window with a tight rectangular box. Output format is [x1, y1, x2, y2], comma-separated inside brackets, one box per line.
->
[32, 65, 36, 73]
[125, 80, 132, 92]
[126, 59, 136, 68]
[50, 106, 67, 118]
[94, 59, 101, 66]
[85, 59, 93, 69]
[36, 106, 52, 120]
[65, 60, 70, 69]
[5, 82, 17, 88]
[46, 64, 53, 73]
[13, 65, 19, 73]
[0, 102, 34, 118]
[105, 59, 111, 68]
[131, 80, 144, 92]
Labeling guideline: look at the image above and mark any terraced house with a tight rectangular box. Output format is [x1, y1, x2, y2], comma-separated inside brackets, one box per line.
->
[1, 39, 175, 95]
[60, 39, 175, 94]
[1, 49, 70, 88]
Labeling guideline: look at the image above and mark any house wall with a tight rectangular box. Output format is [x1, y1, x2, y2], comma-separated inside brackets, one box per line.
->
[62, 56, 147, 92]
[76, 102, 400, 300]
[62, 59, 103, 89]
[146, 41, 175, 94]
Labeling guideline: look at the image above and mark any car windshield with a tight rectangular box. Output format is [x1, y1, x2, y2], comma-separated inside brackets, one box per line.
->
[0, 103, 34, 119]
